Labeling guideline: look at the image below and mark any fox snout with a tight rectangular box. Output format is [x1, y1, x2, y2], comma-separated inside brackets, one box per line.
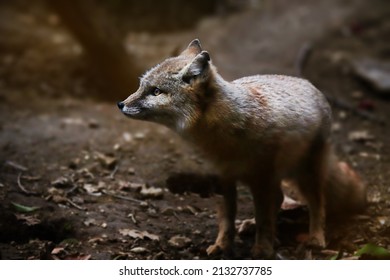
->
[117, 101, 125, 110]
[117, 94, 144, 118]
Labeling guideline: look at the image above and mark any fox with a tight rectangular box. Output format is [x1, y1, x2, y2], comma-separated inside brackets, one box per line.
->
[117, 39, 366, 258]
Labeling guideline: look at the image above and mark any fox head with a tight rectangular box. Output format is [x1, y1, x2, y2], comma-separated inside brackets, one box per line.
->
[118, 39, 216, 132]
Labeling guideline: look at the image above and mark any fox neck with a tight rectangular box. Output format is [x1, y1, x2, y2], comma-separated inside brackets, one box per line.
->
[181, 73, 248, 138]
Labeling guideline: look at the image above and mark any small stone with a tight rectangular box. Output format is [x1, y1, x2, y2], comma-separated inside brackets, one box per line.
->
[331, 122, 342, 133]
[168, 235, 192, 249]
[127, 167, 136, 175]
[113, 143, 121, 151]
[338, 111, 348, 119]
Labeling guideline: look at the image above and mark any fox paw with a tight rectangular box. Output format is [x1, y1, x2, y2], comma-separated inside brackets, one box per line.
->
[307, 236, 326, 249]
[251, 243, 275, 259]
[207, 243, 233, 257]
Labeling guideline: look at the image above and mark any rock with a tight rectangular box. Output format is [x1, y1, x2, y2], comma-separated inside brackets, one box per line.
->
[168, 235, 192, 249]
[352, 58, 390, 94]
[127, 167, 136, 175]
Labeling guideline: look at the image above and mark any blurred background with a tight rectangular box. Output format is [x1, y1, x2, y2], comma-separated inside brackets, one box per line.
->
[0, 0, 389, 260]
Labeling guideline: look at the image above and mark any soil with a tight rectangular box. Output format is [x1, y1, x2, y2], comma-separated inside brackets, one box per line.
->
[0, 0, 389, 260]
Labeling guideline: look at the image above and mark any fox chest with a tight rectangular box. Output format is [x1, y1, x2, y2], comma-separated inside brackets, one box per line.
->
[189, 128, 274, 174]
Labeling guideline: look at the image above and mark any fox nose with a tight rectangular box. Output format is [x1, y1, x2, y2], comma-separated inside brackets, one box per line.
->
[117, 101, 125, 110]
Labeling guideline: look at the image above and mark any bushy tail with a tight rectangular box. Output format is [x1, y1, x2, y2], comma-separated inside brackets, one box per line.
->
[324, 155, 367, 217]
[281, 154, 367, 219]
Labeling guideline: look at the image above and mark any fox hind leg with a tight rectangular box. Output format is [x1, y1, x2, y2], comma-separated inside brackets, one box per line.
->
[249, 174, 283, 259]
[296, 139, 330, 248]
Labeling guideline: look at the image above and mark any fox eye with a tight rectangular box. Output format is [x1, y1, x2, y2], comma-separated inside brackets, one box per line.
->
[152, 87, 162, 96]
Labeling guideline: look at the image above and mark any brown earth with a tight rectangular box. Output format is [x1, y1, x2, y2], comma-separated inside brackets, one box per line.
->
[0, 0, 389, 259]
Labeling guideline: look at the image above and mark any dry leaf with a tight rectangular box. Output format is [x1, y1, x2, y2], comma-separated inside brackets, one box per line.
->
[15, 214, 41, 226]
[119, 228, 159, 241]
[130, 247, 148, 254]
[51, 247, 65, 255]
[348, 130, 375, 142]
[168, 235, 192, 249]
[140, 185, 164, 199]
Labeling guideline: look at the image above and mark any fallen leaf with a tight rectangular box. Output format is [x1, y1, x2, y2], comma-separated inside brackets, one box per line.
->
[95, 152, 117, 169]
[130, 247, 149, 254]
[51, 176, 73, 188]
[11, 202, 40, 213]
[237, 218, 256, 236]
[168, 235, 192, 249]
[14, 214, 41, 226]
[355, 243, 390, 259]
[51, 247, 65, 255]
[83, 218, 98, 227]
[140, 185, 164, 199]
[348, 130, 375, 142]
[119, 228, 159, 241]
[83, 183, 102, 196]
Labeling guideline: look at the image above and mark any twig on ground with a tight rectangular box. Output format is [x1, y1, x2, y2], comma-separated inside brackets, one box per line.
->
[6, 161, 28, 172]
[108, 164, 119, 180]
[102, 189, 143, 204]
[128, 213, 138, 225]
[66, 198, 86, 211]
[17, 173, 39, 195]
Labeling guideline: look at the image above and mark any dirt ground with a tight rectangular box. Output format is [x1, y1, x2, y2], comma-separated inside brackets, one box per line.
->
[0, 0, 389, 260]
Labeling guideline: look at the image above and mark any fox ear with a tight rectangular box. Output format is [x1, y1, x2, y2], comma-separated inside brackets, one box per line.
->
[180, 39, 202, 56]
[182, 51, 210, 84]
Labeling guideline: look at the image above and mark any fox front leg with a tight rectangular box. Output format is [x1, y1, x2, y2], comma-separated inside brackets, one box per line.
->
[207, 179, 237, 257]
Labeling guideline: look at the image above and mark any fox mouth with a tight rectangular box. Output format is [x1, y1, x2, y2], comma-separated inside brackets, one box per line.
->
[117, 101, 143, 117]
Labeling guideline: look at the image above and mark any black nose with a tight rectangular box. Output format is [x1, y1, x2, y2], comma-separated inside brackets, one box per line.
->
[117, 101, 125, 110]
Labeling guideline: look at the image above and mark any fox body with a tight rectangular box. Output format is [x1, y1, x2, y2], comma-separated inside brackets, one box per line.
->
[118, 39, 366, 258]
